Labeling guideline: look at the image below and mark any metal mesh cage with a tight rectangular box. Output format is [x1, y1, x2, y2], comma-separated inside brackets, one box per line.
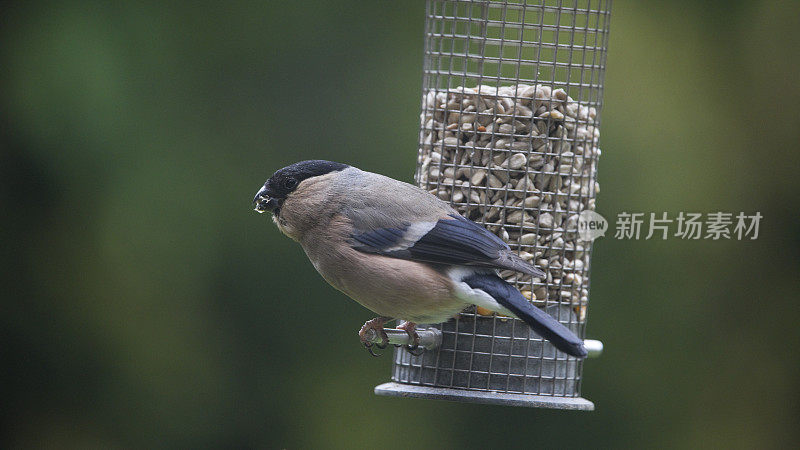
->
[375, 0, 611, 409]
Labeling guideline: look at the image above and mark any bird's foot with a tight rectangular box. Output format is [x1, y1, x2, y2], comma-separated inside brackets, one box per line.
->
[359, 317, 389, 357]
[396, 321, 424, 356]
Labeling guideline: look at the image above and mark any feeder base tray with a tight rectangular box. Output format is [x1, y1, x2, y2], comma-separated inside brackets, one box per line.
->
[374, 382, 594, 410]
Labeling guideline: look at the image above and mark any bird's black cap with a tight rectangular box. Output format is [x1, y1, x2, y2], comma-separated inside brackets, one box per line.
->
[253, 160, 350, 213]
[264, 160, 350, 199]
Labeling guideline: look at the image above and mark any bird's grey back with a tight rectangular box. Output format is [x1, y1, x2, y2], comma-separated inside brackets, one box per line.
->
[334, 167, 545, 278]
[333, 167, 454, 232]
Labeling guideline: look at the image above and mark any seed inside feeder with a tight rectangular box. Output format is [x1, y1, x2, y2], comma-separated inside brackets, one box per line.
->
[417, 84, 600, 309]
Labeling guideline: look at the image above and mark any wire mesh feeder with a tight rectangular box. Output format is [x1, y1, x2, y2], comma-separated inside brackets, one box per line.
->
[373, 0, 611, 409]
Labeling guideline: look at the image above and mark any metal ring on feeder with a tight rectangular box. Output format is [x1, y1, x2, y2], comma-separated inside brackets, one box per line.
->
[374, 0, 612, 410]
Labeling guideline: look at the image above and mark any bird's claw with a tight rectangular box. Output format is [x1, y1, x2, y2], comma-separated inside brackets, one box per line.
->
[364, 341, 382, 357]
[405, 344, 425, 356]
[393, 342, 425, 356]
[396, 321, 424, 356]
[358, 318, 426, 357]
[359, 317, 389, 357]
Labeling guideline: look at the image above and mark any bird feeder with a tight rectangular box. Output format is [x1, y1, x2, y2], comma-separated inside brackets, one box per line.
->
[373, 0, 611, 410]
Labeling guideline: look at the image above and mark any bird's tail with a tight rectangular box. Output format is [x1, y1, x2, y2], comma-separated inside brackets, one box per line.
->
[463, 273, 587, 358]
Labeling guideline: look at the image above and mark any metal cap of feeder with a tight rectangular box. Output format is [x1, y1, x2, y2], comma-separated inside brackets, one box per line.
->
[374, 0, 612, 410]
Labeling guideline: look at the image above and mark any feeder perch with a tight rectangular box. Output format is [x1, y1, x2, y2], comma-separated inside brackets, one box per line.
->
[374, 0, 612, 410]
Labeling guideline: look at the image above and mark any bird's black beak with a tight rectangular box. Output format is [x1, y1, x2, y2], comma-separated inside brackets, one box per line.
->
[253, 185, 279, 214]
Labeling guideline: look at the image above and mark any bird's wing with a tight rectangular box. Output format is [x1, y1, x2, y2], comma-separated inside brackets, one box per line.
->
[350, 212, 545, 277]
[337, 169, 544, 276]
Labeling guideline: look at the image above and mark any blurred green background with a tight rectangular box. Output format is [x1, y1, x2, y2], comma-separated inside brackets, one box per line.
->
[3, 1, 799, 448]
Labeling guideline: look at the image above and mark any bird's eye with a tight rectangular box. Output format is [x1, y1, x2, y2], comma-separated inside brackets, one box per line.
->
[283, 177, 298, 190]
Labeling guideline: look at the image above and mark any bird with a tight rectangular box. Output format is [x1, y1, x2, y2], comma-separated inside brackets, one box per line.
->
[253, 160, 587, 358]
